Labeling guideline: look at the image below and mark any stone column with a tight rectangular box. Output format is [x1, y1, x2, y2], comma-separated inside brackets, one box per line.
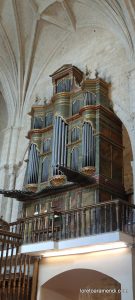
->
[0, 126, 24, 222]
[0, 164, 9, 219]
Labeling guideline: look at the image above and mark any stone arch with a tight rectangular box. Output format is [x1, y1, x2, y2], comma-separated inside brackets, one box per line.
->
[40, 268, 121, 300]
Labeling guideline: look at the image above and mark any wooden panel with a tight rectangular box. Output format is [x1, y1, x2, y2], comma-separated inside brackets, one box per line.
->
[112, 147, 123, 183]
[52, 197, 66, 211]
[100, 140, 111, 177]
[82, 189, 95, 207]
[99, 190, 112, 202]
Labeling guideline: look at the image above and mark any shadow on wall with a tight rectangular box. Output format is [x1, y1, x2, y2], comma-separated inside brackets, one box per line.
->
[40, 269, 121, 300]
[0, 91, 8, 155]
[122, 125, 133, 200]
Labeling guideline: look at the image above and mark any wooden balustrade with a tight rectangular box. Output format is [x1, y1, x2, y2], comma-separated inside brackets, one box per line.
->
[9, 199, 135, 245]
[1, 200, 133, 298]
[0, 230, 38, 299]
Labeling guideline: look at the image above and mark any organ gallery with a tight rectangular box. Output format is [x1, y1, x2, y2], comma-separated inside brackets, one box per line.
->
[23, 64, 125, 217]
[0, 65, 131, 299]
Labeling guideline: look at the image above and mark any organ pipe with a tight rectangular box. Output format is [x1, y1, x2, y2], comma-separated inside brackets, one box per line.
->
[91, 125, 93, 165]
[64, 124, 68, 167]
[41, 157, 49, 182]
[61, 121, 65, 165]
[71, 147, 79, 171]
[84, 92, 96, 106]
[71, 127, 80, 142]
[57, 77, 71, 93]
[52, 117, 56, 174]
[82, 122, 95, 168]
[57, 117, 62, 166]
[52, 116, 68, 175]
[26, 144, 39, 184]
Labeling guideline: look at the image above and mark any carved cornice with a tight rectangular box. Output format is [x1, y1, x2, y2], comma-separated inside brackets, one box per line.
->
[28, 102, 53, 116]
[79, 105, 97, 115]
[51, 92, 70, 103]
[27, 126, 53, 139]
[66, 113, 80, 122]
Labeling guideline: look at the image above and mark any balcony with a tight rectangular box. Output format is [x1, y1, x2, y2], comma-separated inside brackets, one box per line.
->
[9, 199, 135, 246]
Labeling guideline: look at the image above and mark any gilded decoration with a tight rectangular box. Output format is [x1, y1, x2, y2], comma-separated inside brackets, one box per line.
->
[81, 166, 96, 176]
[49, 175, 67, 186]
[25, 184, 38, 192]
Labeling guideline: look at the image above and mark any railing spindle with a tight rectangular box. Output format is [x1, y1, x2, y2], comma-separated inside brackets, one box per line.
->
[7, 199, 135, 245]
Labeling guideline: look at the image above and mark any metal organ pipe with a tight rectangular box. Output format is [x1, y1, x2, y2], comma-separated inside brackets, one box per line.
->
[82, 125, 84, 167]
[33, 144, 39, 183]
[93, 133, 95, 165]
[42, 158, 49, 182]
[54, 117, 58, 169]
[90, 125, 93, 165]
[26, 144, 39, 184]
[86, 122, 89, 166]
[91, 125, 94, 166]
[52, 117, 56, 174]
[35, 146, 39, 182]
[85, 124, 87, 166]
[61, 121, 65, 166]
[88, 124, 90, 166]
[57, 117, 62, 168]
[64, 124, 68, 167]
[84, 92, 96, 106]
[87, 124, 89, 166]
[33, 145, 36, 183]
[52, 116, 57, 175]
[82, 122, 95, 168]
[33, 145, 37, 183]
[84, 123, 86, 166]
[82, 124, 84, 167]
[27, 146, 31, 184]
[31, 145, 35, 183]
[31, 144, 36, 183]
[28, 144, 34, 183]
[72, 147, 78, 171]
[52, 116, 68, 175]
[54, 117, 59, 175]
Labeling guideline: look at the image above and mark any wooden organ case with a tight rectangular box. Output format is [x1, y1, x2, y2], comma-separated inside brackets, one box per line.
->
[24, 64, 125, 217]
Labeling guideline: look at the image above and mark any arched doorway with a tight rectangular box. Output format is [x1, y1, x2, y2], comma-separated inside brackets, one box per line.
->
[40, 269, 121, 300]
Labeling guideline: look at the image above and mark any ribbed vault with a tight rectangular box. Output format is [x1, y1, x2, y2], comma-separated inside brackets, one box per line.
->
[0, 0, 134, 128]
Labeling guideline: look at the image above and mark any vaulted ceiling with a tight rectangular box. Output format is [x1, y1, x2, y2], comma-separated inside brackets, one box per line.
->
[0, 0, 135, 127]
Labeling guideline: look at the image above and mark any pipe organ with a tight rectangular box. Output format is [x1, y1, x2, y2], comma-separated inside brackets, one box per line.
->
[24, 64, 125, 217]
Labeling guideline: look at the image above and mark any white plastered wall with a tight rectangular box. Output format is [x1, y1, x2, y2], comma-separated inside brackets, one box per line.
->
[37, 247, 134, 300]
